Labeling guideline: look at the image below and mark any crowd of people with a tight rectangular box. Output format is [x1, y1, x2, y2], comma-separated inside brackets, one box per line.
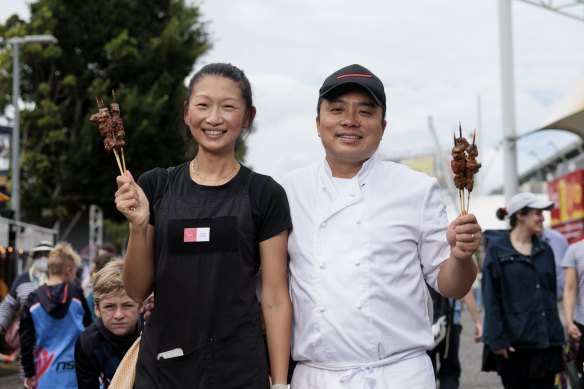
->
[0, 62, 581, 389]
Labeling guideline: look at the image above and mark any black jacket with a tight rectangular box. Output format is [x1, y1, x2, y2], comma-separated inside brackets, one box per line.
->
[75, 317, 142, 389]
[482, 229, 564, 350]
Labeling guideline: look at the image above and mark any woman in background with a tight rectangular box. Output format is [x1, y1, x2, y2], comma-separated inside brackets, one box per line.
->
[482, 192, 564, 388]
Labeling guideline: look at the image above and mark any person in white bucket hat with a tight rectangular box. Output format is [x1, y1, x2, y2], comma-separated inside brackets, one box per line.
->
[0, 240, 55, 335]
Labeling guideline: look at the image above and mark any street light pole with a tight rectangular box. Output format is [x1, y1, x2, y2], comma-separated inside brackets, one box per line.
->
[1, 35, 57, 221]
[11, 42, 20, 222]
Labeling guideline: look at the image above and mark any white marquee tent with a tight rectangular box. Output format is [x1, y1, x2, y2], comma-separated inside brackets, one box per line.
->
[538, 67, 584, 137]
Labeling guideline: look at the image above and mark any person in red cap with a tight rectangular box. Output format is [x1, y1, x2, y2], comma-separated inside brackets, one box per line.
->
[481, 192, 564, 388]
[280, 64, 481, 388]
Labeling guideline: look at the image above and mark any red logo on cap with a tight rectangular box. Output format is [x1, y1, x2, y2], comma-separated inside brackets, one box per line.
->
[337, 73, 372, 80]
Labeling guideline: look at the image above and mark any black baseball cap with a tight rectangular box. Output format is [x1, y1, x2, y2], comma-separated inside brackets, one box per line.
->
[319, 64, 386, 108]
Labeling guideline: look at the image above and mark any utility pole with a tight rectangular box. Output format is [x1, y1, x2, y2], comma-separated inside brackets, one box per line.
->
[498, 0, 519, 202]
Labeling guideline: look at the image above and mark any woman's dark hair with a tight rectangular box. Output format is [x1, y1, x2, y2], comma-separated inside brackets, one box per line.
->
[94, 254, 115, 273]
[181, 63, 254, 147]
[496, 206, 531, 229]
[97, 242, 118, 257]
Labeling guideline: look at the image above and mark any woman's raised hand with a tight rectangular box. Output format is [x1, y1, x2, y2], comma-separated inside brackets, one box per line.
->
[115, 170, 150, 228]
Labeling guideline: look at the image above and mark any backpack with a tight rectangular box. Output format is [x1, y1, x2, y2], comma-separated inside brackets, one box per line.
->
[427, 285, 453, 353]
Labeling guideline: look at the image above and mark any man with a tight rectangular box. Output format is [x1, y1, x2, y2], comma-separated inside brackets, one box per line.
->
[280, 64, 481, 388]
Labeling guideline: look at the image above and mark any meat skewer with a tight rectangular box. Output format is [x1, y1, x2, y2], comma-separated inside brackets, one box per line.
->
[89, 95, 126, 176]
[464, 131, 481, 214]
[451, 124, 481, 215]
[110, 91, 127, 174]
[451, 133, 467, 214]
[90, 99, 123, 175]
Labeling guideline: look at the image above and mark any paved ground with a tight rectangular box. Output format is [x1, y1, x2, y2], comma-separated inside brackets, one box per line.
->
[458, 306, 503, 388]
[0, 370, 18, 389]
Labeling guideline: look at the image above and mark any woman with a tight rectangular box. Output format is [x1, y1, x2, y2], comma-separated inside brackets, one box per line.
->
[115, 63, 292, 388]
[482, 192, 564, 388]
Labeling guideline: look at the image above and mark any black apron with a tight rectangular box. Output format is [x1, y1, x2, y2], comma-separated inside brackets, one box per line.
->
[135, 167, 269, 388]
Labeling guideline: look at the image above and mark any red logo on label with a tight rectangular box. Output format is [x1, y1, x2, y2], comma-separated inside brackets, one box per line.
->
[184, 228, 197, 242]
[184, 227, 210, 242]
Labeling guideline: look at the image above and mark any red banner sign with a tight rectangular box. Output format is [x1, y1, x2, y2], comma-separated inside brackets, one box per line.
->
[548, 169, 584, 227]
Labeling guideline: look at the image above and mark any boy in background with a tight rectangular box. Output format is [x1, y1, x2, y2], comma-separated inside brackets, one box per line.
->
[75, 259, 143, 388]
[20, 242, 92, 389]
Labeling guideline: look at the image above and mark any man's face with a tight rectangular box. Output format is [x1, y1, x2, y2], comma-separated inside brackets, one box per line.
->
[317, 90, 386, 175]
[95, 294, 141, 337]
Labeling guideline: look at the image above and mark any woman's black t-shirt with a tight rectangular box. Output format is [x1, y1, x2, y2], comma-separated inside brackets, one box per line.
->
[137, 162, 292, 243]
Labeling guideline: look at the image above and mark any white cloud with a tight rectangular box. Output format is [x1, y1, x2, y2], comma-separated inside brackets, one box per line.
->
[195, 0, 584, 195]
[3, 0, 584, 195]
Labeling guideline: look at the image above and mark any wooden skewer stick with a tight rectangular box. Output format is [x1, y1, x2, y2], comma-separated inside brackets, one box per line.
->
[112, 149, 124, 176]
[459, 190, 464, 216]
[111, 90, 127, 175]
[121, 148, 127, 175]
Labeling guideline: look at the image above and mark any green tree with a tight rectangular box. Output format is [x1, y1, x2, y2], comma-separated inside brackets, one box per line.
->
[0, 0, 211, 227]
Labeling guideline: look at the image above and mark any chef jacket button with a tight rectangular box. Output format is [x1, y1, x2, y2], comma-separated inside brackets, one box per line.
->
[319, 263, 325, 269]
[321, 186, 326, 191]
[356, 303, 363, 310]
[536, 284, 540, 288]
[356, 220, 361, 225]
[355, 262, 360, 267]
[349, 193, 356, 198]
[319, 307, 325, 312]
[541, 312, 546, 316]
[321, 223, 327, 228]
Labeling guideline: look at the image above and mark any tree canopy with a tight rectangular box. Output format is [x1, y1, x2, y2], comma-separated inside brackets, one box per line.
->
[0, 0, 212, 227]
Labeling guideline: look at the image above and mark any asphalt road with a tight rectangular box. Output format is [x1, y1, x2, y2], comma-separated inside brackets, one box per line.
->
[458, 306, 503, 388]
[0, 371, 18, 389]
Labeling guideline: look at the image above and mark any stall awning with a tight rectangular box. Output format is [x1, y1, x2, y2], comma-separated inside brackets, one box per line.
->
[538, 67, 584, 137]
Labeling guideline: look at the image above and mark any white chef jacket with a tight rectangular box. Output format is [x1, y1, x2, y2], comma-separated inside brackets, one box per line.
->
[280, 155, 451, 370]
